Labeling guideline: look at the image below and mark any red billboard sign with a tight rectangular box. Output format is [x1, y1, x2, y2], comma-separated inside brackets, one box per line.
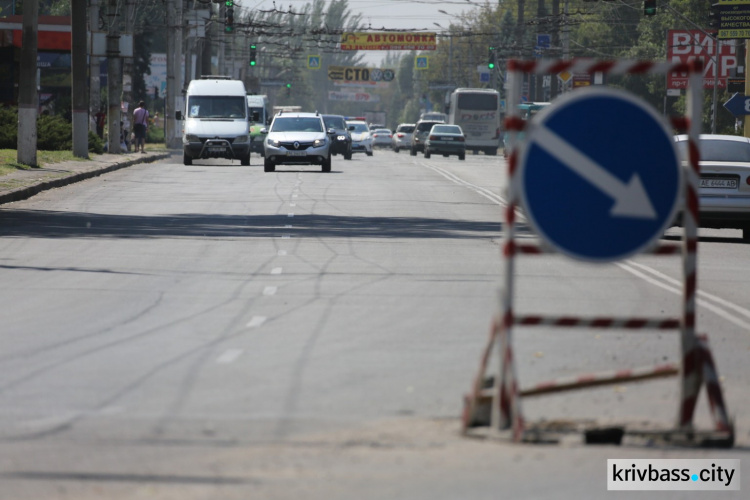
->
[667, 30, 740, 89]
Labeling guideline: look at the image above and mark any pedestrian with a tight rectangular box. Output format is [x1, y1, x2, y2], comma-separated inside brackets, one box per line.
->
[95, 108, 106, 139]
[132, 101, 149, 153]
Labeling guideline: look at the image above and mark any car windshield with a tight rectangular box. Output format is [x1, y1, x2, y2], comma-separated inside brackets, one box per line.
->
[271, 117, 324, 133]
[187, 96, 246, 118]
[676, 138, 750, 162]
[324, 116, 346, 129]
[349, 123, 369, 133]
[417, 122, 439, 132]
[374, 129, 390, 134]
[432, 125, 461, 134]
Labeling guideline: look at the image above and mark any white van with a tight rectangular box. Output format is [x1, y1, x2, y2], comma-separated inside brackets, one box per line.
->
[181, 76, 251, 165]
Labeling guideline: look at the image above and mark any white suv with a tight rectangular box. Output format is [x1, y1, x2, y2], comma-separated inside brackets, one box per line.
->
[262, 112, 332, 172]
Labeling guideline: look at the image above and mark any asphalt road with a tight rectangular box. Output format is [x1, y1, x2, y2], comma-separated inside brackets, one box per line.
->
[0, 150, 748, 499]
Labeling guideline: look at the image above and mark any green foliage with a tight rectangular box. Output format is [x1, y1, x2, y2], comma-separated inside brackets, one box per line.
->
[37, 114, 73, 151]
[0, 106, 17, 149]
[88, 131, 104, 154]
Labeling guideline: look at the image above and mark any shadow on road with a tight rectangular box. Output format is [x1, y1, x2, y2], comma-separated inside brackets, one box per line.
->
[0, 209, 521, 240]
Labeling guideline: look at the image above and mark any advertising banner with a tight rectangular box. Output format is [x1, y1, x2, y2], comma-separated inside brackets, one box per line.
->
[340, 32, 436, 51]
[328, 66, 395, 83]
[667, 30, 740, 89]
[328, 91, 380, 102]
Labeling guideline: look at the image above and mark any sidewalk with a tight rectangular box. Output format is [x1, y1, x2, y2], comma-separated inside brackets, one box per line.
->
[0, 150, 173, 205]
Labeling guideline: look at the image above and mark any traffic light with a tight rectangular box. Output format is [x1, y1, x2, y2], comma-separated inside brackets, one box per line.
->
[488, 46, 496, 70]
[249, 44, 257, 66]
[709, 3, 721, 29]
[286, 83, 291, 96]
[643, 0, 656, 16]
[225, 0, 235, 33]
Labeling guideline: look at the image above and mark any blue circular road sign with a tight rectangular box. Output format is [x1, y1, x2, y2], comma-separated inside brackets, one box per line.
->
[518, 87, 682, 262]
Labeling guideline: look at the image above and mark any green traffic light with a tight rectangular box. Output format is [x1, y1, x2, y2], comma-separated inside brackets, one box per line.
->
[286, 83, 292, 88]
[250, 61, 256, 66]
[225, 0, 234, 6]
[488, 62, 495, 69]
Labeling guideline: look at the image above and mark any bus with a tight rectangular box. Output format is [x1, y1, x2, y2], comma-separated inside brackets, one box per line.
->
[247, 94, 270, 154]
[447, 88, 501, 155]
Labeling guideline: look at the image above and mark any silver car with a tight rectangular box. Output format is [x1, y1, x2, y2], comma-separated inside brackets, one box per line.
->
[392, 123, 415, 152]
[262, 112, 332, 172]
[675, 134, 750, 242]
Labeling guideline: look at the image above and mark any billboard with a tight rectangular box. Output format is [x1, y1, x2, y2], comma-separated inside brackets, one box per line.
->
[667, 30, 740, 89]
[340, 32, 436, 51]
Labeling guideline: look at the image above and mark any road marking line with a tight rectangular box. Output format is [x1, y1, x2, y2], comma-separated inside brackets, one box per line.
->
[246, 316, 267, 328]
[278, 250, 287, 256]
[285, 225, 292, 228]
[282, 235, 291, 239]
[288, 213, 295, 218]
[217, 349, 244, 364]
[617, 262, 750, 331]
[271, 267, 283, 275]
[290, 203, 296, 207]
[263, 286, 278, 296]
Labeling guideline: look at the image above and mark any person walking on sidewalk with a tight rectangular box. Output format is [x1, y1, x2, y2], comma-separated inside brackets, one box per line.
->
[132, 101, 150, 153]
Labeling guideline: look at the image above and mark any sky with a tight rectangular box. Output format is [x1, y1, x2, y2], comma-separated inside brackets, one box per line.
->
[244, 0, 486, 65]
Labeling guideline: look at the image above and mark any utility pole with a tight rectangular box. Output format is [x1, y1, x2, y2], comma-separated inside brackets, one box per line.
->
[17, 0, 39, 166]
[107, 0, 122, 154]
[71, 0, 89, 158]
[166, 0, 176, 147]
[89, 0, 101, 126]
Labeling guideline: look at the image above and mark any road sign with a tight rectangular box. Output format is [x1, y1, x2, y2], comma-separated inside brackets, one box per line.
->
[308, 55, 321, 69]
[723, 92, 750, 116]
[518, 88, 682, 262]
[415, 56, 429, 70]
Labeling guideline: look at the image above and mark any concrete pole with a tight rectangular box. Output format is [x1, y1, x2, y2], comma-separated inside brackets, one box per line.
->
[166, 0, 176, 147]
[71, 0, 89, 158]
[89, 0, 101, 123]
[107, 0, 122, 154]
[18, 0, 39, 166]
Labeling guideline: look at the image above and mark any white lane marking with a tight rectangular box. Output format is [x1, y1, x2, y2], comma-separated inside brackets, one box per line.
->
[290, 203, 296, 207]
[246, 316, 267, 328]
[531, 124, 657, 219]
[278, 250, 287, 256]
[271, 267, 283, 275]
[217, 349, 244, 364]
[617, 262, 750, 331]
[285, 225, 292, 228]
[288, 213, 295, 218]
[282, 235, 291, 239]
[292, 194, 299, 198]
[422, 162, 526, 221]
[263, 286, 278, 296]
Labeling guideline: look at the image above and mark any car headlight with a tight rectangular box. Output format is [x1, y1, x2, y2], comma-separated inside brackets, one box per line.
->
[267, 138, 280, 147]
[313, 138, 326, 147]
[185, 134, 200, 142]
[234, 135, 249, 144]
[337, 135, 347, 141]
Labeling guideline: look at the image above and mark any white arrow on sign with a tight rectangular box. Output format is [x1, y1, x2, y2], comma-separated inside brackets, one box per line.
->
[530, 124, 657, 219]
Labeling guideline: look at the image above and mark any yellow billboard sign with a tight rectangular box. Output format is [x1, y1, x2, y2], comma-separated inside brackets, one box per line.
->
[340, 32, 437, 51]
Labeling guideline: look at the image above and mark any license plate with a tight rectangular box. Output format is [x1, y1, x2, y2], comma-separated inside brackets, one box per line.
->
[208, 147, 225, 153]
[441, 137, 454, 141]
[287, 150, 307, 157]
[700, 178, 738, 189]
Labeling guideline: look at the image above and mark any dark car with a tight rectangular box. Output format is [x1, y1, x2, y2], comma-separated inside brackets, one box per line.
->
[322, 114, 352, 160]
[410, 119, 445, 155]
[424, 124, 466, 160]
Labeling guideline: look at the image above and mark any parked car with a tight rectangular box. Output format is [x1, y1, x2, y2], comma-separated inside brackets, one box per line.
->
[392, 123, 415, 152]
[674, 134, 750, 242]
[322, 114, 352, 160]
[347, 120, 374, 156]
[424, 124, 466, 160]
[371, 128, 393, 149]
[261, 111, 332, 172]
[410, 119, 445, 156]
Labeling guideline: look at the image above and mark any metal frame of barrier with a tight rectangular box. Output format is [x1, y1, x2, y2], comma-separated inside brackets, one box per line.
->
[462, 58, 733, 446]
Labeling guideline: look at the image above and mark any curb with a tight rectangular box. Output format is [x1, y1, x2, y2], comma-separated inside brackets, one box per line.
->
[0, 152, 173, 206]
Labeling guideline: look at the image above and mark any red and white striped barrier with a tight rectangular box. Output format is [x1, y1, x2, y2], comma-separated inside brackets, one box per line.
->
[462, 58, 732, 445]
